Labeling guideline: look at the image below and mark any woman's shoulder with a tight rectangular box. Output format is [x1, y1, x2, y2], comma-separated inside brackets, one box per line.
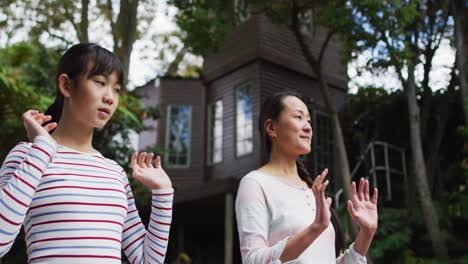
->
[239, 170, 275, 188]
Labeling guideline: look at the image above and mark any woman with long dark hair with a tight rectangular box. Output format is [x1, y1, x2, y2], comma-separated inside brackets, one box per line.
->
[0, 43, 173, 263]
[235, 91, 378, 263]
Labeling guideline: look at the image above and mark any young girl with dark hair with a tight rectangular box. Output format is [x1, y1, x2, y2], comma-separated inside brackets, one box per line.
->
[235, 91, 378, 263]
[0, 43, 173, 263]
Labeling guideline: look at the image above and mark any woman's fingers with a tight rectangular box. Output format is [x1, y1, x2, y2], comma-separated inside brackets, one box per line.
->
[313, 168, 328, 190]
[371, 187, 379, 204]
[358, 178, 365, 201]
[351, 181, 360, 205]
[364, 180, 370, 201]
[347, 200, 358, 219]
[145, 153, 154, 168]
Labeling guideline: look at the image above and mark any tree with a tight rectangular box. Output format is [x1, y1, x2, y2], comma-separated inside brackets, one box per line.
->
[346, 0, 452, 258]
[0, 0, 159, 88]
[452, 0, 468, 124]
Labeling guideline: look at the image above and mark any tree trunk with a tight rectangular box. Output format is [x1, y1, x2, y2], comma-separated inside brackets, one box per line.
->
[113, 0, 139, 87]
[406, 59, 448, 259]
[289, 1, 358, 237]
[453, 0, 468, 124]
[79, 0, 89, 43]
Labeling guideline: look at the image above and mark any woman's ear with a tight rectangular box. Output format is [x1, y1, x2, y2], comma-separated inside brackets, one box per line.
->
[264, 119, 277, 139]
[57, 74, 73, 98]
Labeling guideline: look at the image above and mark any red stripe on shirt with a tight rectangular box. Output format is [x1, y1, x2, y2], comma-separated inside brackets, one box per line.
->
[149, 245, 165, 257]
[152, 192, 173, 197]
[123, 233, 145, 251]
[13, 172, 35, 190]
[24, 160, 43, 174]
[30, 255, 121, 262]
[36, 185, 125, 194]
[30, 236, 121, 245]
[32, 219, 123, 227]
[4, 189, 27, 207]
[52, 162, 121, 174]
[148, 228, 168, 241]
[0, 212, 21, 226]
[152, 205, 172, 211]
[31, 145, 52, 160]
[29, 202, 127, 210]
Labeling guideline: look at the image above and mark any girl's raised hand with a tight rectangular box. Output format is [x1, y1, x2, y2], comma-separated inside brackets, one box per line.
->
[130, 152, 172, 190]
[22, 110, 57, 142]
[347, 178, 378, 232]
[311, 168, 332, 231]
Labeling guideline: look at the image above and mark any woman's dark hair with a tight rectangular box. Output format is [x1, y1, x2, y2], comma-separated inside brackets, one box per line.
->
[259, 91, 345, 256]
[45, 43, 124, 127]
[258, 91, 313, 187]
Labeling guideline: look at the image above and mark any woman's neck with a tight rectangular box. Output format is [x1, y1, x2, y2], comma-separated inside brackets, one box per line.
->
[51, 118, 95, 154]
[260, 149, 301, 182]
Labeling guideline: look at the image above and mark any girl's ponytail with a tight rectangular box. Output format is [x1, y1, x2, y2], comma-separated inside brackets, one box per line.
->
[44, 94, 64, 132]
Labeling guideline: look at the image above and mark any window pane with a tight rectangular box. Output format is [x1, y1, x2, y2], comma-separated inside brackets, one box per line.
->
[208, 100, 223, 164]
[166, 105, 191, 167]
[236, 85, 253, 156]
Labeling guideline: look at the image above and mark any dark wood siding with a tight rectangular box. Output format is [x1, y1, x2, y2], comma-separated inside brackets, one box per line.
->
[135, 79, 160, 151]
[156, 78, 206, 187]
[203, 14, 347, 91]
[205, 62, 262, 180]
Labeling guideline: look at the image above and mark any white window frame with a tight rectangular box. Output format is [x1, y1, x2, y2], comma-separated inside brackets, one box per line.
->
[235, 83, 254, 157]
[207, 100, 223, 165]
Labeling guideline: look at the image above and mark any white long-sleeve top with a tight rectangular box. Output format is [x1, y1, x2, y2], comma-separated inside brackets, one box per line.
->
[235, 170, 367, 264]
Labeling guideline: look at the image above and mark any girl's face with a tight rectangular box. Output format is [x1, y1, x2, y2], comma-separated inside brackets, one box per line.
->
[66, 71, 121, 129]
[270, 96, 313, 156]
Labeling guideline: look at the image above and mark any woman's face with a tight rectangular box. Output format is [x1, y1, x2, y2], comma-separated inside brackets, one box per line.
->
[66, 71, 121, 129]
[271, 96, 313, 156]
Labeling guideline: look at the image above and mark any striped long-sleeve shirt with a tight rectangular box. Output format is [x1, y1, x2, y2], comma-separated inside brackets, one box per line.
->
[0, 136, 173, 263]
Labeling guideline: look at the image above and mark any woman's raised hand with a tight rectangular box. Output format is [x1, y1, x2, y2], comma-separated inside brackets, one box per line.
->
[347, 178, 378, 232]
[22, 110, 57, 142]
[311, 168, 332, 231]
[130, 152, 172, 190]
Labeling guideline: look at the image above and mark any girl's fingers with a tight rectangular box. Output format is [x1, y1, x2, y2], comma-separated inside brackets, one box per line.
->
[154, 156, 161, 168]
[371, 188, 379, 204]
[131, 152, 138, 169]
[43, 122, 57, 132]
[326, 197, 332, 208]
[146, 153, 154, 168]
[138, 152, 147, 168]
[33, 113, 45, 121]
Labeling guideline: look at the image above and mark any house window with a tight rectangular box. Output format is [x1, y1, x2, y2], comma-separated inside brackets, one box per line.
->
[236, 84, 253, 157]
[165, 105, 191, 167]
[208, 100, 223, 164]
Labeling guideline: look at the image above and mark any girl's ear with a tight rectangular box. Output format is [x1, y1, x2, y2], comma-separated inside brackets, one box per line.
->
[57, 73, 73, 98]
[264, 118, 277, 139]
